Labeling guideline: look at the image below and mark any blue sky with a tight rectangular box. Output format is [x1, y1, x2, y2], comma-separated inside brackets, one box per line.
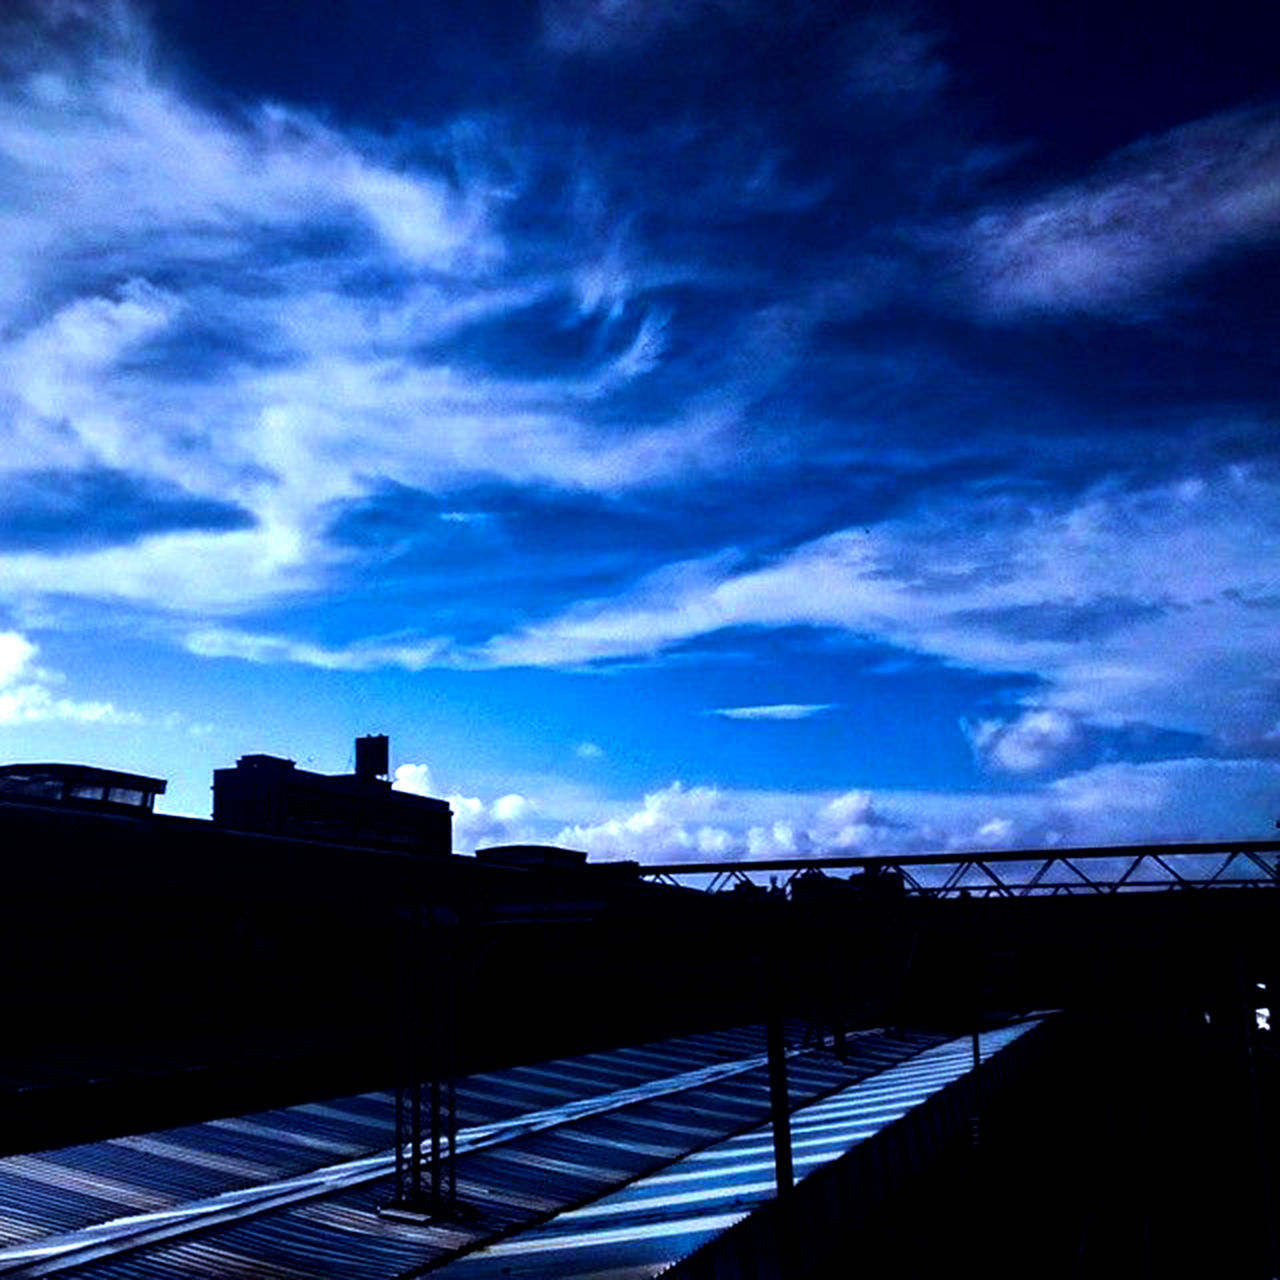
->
[1, 0, 1278, 856]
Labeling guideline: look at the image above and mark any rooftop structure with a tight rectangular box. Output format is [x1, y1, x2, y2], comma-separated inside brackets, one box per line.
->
[475, 844, 589, 871]
[0, 763, 166, 813]
[212, 735, 450, 855]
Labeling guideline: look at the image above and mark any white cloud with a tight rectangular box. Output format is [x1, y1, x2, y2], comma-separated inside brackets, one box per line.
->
[711, 703, 835, 721]
[393, 760, 538, 851]
[962, 107, 1280, 315]
[0, 632, 35, 686]
[491, 792, 530, 823]
[554, 780, 736, 859]
[393, 762, 436, 796]
[0, 9, 488, 301]
[974, 817, 1016, 846]
[553, 780, 899, 861]
[575, 741, 605, 759]
[1043, 757, 1280, 845]
[537, 754, 1280, 864]
[449, 790, 538, 851]
[393, 745, 1280, 864]
[967, 707, 1083, 774]
[0, 629, 142, 726]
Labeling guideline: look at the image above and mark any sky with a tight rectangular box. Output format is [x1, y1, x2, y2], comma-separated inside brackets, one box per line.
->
[0, 0, 1278, 858]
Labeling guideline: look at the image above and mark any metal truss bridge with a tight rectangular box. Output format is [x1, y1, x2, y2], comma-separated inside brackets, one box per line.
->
[635, 837, 1280, 899]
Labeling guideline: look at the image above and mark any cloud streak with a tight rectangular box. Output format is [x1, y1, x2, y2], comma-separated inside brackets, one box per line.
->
[711, 703, 836, 721]
[473, 466, 1280, 748]
[187, 626, 448, 672]
[961, 107, 1280, 316]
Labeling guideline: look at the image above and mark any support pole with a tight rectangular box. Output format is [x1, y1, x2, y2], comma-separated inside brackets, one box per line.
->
[386, 859, 428, 1218]
[767, 1007, 794, 1201]
[427, 905, 459, 1219]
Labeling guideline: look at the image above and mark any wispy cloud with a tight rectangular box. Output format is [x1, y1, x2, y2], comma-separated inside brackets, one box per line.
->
[183, 463, 1280, 766]
[960, 107, 1280, 316]
[711, 703, 836, 721]
[839, 10, 949, 105]
[472, 465, 1280, 750]
[540, 0, 748, 56]
[0, 3, 739, 618]
[186, 626, 449, 672]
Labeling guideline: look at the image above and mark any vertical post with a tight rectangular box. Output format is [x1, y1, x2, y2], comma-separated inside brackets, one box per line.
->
[429, 1074, 442, 1215]
[830, 914, 848, 1061]
[426, 905, 459, 1219]
[388, 859, 427, 1216]
[1239, 947, 1278, 1277]
[767, 1007, 795, 1200]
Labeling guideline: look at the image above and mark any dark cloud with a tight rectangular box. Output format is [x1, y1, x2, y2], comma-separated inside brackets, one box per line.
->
[150, 1, 540, 129]
[420, 292, 655, 381]
[954, 599, 1171, 645]
[0, 468, 254, 552]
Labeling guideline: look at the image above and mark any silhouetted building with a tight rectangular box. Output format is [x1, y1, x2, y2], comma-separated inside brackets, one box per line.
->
[0, 763, 166, 813]
[476, 844, 590, 871]
[213, 736, 449, 855]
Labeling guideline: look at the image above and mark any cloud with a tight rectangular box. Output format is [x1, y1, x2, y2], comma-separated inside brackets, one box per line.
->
[491, 792, 531, 823]
[967, 707, 1083, 774]
[540, 0, 747, 56]
[575, 740, 605, 759]
[394, 759, 537, 850]
[0, 465, 253, 552]
[0, 631, 35, 686]
[186, 627, 449, 672]
[553, 780, 740, 859]
[840, 11, 948, 105]
[960, 107, 1280, 316]
[0, 3, 747, 619]
[445, 789, 538, 851]
[552, 780, 902, 862]
[176, 462, 1280, 781]
[393, 762, 435, 796]
[1042, 757, 1280, 844]
[0, 629, 142, 725]
[0, 9, 489, 295]
[539, 753, 1280, 864]
[473, 465, 1280, 750]
[711, 703, 835, 721]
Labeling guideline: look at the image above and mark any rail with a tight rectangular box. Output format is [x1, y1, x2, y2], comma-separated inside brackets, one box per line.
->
[634, 838, 1280, 899]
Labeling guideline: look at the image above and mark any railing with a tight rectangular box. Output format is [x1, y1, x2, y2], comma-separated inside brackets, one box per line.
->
[634, 839, 1280, 899]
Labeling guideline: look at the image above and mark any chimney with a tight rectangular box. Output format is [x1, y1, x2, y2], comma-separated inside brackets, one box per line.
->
[355, 734, 389, 782]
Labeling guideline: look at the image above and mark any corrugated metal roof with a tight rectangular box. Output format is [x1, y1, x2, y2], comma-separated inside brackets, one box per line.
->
[0, 1022, 959, 1279]
[431, 1021, 1041, 1279]
[0, 1026, 773, 1265]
